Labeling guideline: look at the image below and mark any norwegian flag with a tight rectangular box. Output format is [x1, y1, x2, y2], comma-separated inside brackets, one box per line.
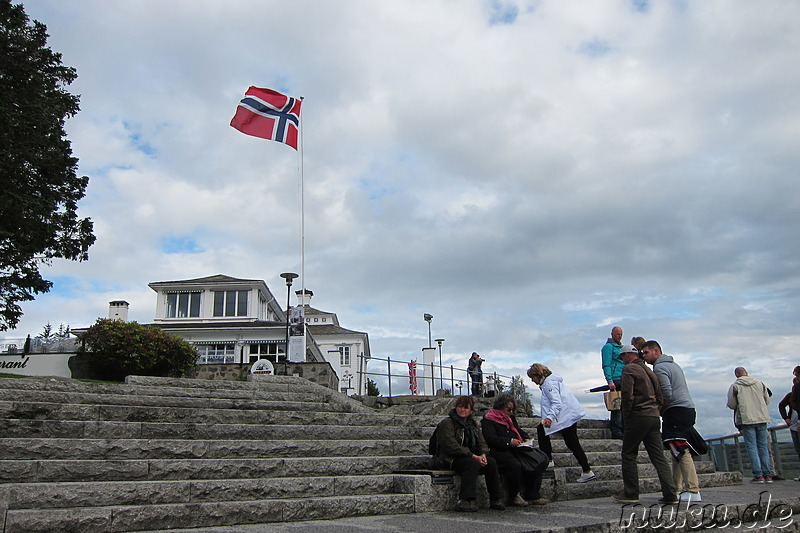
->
[230, 87, 302, 149]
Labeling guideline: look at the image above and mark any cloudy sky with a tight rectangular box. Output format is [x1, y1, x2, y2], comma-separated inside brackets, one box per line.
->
[10, 0, 800, 438]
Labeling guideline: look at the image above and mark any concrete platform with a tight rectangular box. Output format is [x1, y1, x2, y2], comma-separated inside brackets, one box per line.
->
[139, 480, 800, 533]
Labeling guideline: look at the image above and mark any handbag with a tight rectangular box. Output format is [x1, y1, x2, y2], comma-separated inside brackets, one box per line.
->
[604, 390, 622, 411]
[513, 446, 549, 474]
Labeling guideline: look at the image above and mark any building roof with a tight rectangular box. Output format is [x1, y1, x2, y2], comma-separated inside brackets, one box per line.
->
[306, 323, 368, 336]
[148, 274, 265, 288]
[146, 320, 285, 329]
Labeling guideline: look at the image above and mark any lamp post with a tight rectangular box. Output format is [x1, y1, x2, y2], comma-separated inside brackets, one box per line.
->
[434, 338, 445, 391]
[279, 272, 298, 362]
[423, 313, 433, 348]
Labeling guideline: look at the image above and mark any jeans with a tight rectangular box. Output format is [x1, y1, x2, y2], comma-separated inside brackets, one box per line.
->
[740, 423, 772, 477]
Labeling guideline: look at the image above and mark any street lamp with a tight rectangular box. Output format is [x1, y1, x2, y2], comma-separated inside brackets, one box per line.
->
[434, 338, 445, 391]
[423, 313, 433, 348]
[280, 272, 298, 362]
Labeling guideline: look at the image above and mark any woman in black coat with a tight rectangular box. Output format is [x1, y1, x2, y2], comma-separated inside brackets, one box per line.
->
[480, 393, 549, 506]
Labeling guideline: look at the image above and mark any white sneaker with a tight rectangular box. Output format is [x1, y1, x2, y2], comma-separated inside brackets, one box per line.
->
[678, 491, 701, 502]
[547, 460, 555, 468]
[794, 476, 800, 482]
[576, 471, 596, 483]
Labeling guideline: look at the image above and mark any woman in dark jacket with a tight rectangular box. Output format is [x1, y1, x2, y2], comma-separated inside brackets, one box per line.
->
[433, 395, 505, 512]
[481, 393, 549, 506]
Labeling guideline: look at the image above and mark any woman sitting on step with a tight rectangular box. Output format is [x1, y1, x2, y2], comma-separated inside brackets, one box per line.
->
[527, 363, 596, 484]
[433, 395, 506, 512]
[481, 392, 550, 506]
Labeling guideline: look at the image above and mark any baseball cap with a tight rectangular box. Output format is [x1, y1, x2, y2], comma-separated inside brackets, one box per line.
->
[619, 345, 638, 354]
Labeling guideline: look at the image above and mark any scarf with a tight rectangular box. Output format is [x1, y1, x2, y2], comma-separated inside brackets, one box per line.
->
[484, 408, 523, 442]
[448, 409, 478, 452]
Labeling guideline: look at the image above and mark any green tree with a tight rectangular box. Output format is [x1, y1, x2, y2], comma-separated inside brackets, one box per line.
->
[77, 319, 198, 381]
[0, 0, 95, 331]
[366, 378, 380, 396]
[510, 375, 533, 417]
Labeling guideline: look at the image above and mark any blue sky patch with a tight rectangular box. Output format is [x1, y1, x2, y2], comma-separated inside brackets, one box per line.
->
[488, 0, 519, 25]
[578, 38, 613, 57]
[160, 236, 204, 254]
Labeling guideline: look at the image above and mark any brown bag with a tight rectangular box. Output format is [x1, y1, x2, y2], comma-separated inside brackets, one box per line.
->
[604, 390, 622, 411]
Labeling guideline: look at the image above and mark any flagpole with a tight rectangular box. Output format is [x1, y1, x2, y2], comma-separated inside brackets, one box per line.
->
[299, 96, 306, 363]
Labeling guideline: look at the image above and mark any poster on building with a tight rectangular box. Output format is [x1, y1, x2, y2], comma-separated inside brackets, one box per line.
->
[288, 306, 305, 361]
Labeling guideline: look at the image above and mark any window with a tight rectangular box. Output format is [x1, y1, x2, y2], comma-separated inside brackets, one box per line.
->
[249, 343, 281, 363]
[339, 346, 350, 366]
[212, 290, 249, 317]
[196, 344, 235, 364]
[166, 292, 201, 318]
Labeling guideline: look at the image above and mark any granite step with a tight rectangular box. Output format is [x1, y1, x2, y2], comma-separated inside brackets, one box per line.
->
[0, 438, 427, 460]
[3, 475, 400, 510]
[560, 458, 718, 483]
[557, 471, 742, 501]
[3, 493, 417, 533]
[0, 455, 434, 483]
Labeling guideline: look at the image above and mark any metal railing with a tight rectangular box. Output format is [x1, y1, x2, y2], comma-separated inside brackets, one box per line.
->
[0, 337, 79, 355]
[361, 355, 514, 398]
[705, 424, 799, 479]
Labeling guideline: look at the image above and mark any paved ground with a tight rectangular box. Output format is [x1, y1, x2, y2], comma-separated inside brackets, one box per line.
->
[146, 480, 800, 533]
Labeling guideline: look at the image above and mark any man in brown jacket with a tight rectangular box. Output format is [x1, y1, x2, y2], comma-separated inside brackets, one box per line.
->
[613, 345, 677, 504]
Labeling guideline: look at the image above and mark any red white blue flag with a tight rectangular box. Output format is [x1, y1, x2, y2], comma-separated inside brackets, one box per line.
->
[230, 87, 302, 150]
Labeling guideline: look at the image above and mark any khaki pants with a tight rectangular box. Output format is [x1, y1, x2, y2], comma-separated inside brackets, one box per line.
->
[672, 450, 699, 493]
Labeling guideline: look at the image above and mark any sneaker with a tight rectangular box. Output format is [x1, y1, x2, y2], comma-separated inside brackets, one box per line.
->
[454, 499, 477, 512]
[528, 497, 550, 505]
[613, 493, 639, 503]
[764, 475, 773, 483]
[547, 460, 555, 468]
[794, 476, 800, 482]
[577, 470, 596, 483]
[658, 496, 679, 505]
[490, 500, 506, 511]
[678, 491, 702, 503]
[750, 476, 765, 484]
[510, 494, 528, 507]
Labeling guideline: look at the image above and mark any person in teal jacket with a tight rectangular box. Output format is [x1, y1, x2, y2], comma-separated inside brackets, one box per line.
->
[602, 326, 624, 438]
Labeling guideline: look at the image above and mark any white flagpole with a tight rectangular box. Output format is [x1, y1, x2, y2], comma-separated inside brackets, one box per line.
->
[299, 96, 306, 362]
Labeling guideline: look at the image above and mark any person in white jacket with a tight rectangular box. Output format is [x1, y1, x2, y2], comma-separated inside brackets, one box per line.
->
[528, 363, 596, 483]
[727, 367, 772, 483]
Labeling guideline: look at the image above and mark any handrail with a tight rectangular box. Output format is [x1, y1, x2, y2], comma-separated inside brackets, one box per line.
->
[360, 354, 515, 397]
[704, 423, 796, 478]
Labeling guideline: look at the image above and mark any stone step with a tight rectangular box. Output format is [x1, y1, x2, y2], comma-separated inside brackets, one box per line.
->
[0, 387, 326, 408]
[0, 455, 434, 483]
[0, 438, 426, 460]
[3, 493, 417, 533]
[0, 419, 436, 441]
[560, 459, 718, 483]
[3, 475, 399, 510]
[556, 471, 743, 501]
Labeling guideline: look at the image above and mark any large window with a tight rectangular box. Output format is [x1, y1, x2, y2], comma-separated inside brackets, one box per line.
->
[166, 292, 201, 318]
[212, 290, 249, 317]
[249, 343, 281, 363]
[339, 346, 351, 366]
[196, 344, 236, 364]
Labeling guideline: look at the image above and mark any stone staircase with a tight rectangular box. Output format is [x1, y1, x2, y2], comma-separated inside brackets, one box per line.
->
[0, 375, 740, 532]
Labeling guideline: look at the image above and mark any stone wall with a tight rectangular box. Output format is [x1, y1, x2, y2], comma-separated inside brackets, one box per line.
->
[184, 361, 339, 390]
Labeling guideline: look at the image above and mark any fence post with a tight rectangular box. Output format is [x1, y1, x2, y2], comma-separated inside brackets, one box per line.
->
[387, 357, 392, 398]
[430, 361, 435, 395]
[450, 365, 454, 395]
[769, 427, 783, 477]
[733, 435, 743, 473]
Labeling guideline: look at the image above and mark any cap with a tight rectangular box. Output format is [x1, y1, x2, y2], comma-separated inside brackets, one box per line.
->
[619, 345, 638, 354]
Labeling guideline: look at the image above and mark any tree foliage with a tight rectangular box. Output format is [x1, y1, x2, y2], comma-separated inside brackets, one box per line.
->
[366, 378, 380, 396]
[0, 0, 95, 330]
[510, 375, 533, 417]
[77, 319, 198, 381]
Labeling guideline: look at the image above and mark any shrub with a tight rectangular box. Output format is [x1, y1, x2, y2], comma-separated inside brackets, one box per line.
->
[77, 318, 198, 381]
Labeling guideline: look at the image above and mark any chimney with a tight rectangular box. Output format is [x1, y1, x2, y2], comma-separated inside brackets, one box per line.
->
[108, 300, 130, 321]
[295, 289, 313, 306]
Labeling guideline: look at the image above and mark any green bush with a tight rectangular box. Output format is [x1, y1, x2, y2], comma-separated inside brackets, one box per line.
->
[77, 318, 198, 381]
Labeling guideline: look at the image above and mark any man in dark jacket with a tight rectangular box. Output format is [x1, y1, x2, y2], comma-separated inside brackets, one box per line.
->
[614, 345, 677, 505]
[434, 395, 504, 512]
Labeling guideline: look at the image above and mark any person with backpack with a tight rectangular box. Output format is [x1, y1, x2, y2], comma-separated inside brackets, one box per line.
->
[431, 395, 505, 512]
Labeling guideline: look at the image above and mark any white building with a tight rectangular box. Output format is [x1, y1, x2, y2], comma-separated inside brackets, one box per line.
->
[297, 289, 371, 396]
[146, 274, 371, 394]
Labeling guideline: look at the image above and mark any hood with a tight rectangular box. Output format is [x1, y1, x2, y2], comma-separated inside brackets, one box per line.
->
[735, 376, 761, 387]
[541, 374, 563, 388]
[655, 354, 674, 364]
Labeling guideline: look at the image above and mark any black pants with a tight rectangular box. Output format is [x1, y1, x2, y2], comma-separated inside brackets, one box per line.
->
[493, 451, 543, 500]
[451, 455, 502, 501]
[537, 422, 591, 472]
